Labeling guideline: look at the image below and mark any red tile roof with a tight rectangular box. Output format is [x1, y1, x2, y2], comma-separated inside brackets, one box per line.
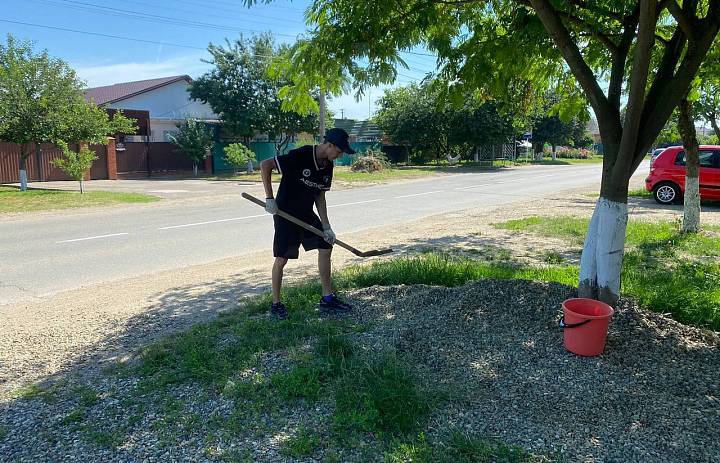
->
[84, 75, 191, 105]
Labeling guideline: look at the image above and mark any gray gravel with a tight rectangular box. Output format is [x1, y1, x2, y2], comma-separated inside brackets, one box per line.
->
[1, 279, 718, 462]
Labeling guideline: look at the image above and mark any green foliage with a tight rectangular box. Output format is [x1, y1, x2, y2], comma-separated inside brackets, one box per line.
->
[223, 143, 256, 173]
[0, 34, 137, 168]
[189, 34, 318, 148]
[51, 141, 97, 193]
[351, 148, 389, 172]
[375, 82, 513, 162]
[168, 120, 214, 172]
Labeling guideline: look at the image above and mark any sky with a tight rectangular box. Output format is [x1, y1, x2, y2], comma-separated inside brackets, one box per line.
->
[2, 0, 437, 120]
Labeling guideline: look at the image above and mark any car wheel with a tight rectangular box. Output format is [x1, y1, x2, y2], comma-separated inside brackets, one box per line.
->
[653, 182, 680, 204]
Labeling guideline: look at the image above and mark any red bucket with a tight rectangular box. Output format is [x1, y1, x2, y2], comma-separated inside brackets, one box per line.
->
[560, 298, 614, 356]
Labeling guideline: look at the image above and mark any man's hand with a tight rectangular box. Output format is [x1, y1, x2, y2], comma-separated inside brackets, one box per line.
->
[322, 224, 336, 245]
[265, 198, 278, 214]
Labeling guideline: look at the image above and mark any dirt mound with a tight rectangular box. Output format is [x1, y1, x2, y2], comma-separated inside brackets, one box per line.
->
[348, 279, 720, 462]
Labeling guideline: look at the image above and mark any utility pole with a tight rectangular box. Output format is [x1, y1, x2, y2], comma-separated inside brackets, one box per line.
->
[340, 108, 345, 119]
[319, 90, 326, 139]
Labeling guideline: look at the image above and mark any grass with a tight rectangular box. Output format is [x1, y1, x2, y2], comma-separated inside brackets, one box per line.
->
[386, 432, 551, 463]
[0, 186, 159, 213]
[513, 155, 604, 166]
[279, 426, 321, 458]
[495, 216, 720, 330]
[213, 163, 499, 185]
[628, 188, 652, 198]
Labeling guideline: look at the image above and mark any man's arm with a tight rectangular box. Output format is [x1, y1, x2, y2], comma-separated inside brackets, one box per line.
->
[315, 191, 330, 227]
[260, 158, 278, 214]
[260, 158, 277, 199]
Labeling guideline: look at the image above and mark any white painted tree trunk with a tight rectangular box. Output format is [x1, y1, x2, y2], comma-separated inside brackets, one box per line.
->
[682, 175, 700, 233]
[19, 170, 28, 191]
[578, 198, 628, 307]
[246, 159, 254, 173]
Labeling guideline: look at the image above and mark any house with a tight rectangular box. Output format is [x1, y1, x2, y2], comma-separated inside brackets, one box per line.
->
[84, 75, 218, 142]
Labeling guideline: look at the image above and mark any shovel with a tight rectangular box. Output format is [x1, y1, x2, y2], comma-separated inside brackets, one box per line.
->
[242, 192, 393, 258]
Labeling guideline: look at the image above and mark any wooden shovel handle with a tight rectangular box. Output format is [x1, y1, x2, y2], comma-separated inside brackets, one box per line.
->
[241, 192, 364, 255]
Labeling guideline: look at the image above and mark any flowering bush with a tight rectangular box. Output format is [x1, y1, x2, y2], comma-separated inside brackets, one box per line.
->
[543, 146, 595, 159]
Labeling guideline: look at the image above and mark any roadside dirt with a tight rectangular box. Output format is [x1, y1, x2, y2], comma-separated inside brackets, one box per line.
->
[1, 176, 718, 398]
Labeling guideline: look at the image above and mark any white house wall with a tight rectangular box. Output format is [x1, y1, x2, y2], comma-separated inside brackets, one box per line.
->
[149, 119, 184, 143]
[108, 80, 216, 122]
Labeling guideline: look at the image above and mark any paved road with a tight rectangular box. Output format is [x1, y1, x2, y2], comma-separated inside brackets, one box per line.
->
[0, 163, 648, 304]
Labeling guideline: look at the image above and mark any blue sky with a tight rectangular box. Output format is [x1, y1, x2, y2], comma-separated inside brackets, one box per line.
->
[2, 0, 437, 119]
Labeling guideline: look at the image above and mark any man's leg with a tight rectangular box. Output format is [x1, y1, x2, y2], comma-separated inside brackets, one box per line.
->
[272, 257, 288, 303]
[318, 248, 332, 296]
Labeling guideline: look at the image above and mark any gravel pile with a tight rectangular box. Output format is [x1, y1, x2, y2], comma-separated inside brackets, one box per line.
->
[350, 280, 720, 462]
[1, 279, 718, 462]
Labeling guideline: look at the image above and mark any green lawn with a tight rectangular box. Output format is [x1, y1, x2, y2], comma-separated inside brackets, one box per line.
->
[0, 186, 159, 213]
[515, 156, 604, 165]
[494, 216, 720, 330]
[214, 163, 503, 185]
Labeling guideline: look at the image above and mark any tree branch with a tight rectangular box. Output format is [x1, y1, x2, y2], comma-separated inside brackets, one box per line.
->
[608, 3, 640, 112]
[666, 1, 694, 39]
[559, 12, 619, 54]
[529, 0, 617, 145]
[636, 0, 720, 167]
[614, 0, 656, 181]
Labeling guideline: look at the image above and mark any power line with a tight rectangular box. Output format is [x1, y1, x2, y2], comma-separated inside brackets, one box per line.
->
[0, 18, 208, 50]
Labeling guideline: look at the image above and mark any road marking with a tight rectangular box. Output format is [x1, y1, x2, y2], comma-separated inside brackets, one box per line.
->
[328, 199, 382, 208]
[395, 190, 445, 198]
[57, 233, 129, 244]
[159, 214, 267, 230]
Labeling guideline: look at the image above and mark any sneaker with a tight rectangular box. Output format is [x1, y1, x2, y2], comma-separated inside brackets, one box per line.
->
[319, 293, 352, 315]
[270, 302, 288, 319]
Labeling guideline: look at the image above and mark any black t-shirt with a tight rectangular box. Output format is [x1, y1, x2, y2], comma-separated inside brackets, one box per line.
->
[275, 145, 333, 216]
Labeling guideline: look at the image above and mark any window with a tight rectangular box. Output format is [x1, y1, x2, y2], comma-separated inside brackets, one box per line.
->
[674, 150, 717, 167]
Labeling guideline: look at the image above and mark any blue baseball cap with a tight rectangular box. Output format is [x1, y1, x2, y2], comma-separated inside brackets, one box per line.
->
[324, 128, 356, 154]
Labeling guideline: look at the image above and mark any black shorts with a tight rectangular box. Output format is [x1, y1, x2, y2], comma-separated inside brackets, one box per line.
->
[273, 212, 332, 259]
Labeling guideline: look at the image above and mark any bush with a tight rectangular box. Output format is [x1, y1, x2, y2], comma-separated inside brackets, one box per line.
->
[351, 148, 390, 172]
[223, 143, 256, 174]
[544, 146, 595, 159]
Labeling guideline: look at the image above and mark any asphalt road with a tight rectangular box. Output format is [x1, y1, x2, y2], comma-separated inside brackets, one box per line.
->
[0, 163, 648, 304]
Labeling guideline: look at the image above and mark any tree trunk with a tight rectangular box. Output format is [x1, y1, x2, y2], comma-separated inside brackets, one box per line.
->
[18, 147, 29, 191]
[79, 179, 84, 194]
[710, 112, 720, 140]
[578, 196, 629, 307]
[193, 162, 198, 177]
[246, 159, 254, 173]
[551, 145, 557, 160]
[678, 98, 700, 233]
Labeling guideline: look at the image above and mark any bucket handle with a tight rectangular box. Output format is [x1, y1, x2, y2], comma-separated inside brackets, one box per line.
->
[559, 317, 591, 329]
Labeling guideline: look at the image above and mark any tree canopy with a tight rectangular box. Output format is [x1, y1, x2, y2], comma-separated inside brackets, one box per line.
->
[0, 34, 136, 189]
[189, 34, 319, 149]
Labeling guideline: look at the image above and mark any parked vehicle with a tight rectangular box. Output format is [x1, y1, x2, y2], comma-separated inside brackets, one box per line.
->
[650, 148, 665, 165]
[645, 145, 720, 204]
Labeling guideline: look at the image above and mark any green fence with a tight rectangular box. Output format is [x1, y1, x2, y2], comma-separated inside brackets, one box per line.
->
[213, 141, 381, 172]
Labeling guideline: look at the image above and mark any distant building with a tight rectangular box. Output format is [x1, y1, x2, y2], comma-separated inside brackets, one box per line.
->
[333, 118, 383, 143]
[85, 75, 219, 143]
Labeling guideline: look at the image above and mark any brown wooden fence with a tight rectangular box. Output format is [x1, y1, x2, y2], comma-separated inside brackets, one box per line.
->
[1, 141, 207, 183]
[0, 142, 108, 183]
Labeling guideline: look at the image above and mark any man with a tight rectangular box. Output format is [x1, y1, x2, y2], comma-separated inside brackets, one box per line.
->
[260, 128, 356, 319]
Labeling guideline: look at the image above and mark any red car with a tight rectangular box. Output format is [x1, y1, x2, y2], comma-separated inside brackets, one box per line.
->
[645, 145, 720, 204]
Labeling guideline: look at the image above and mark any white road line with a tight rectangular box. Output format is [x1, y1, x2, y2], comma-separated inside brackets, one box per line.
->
[328, 199, 382, 208]
[395, 190, 445, 198]
[57, 233, 129, 244]
[159, 214, 267, 230]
